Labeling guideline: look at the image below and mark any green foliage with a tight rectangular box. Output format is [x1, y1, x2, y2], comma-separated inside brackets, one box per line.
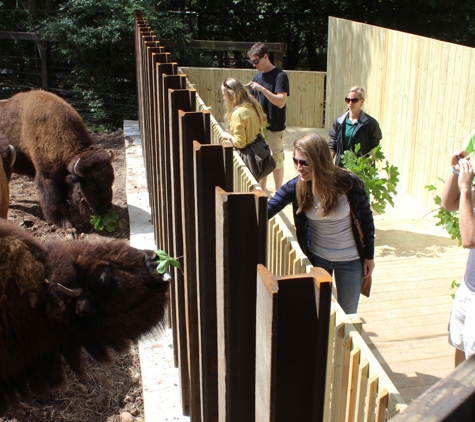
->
[154, 249, 182, 275]
[425, 179, 462, 245]
[90, 212, 122, 232]
[33, 0, 189, 128]
[341, 144, 400, 214]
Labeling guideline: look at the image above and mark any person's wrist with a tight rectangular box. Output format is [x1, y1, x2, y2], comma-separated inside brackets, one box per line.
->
[450, 166, 460, 175]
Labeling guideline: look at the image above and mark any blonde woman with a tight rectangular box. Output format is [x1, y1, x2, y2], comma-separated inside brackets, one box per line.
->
[221, 77, 267, 148]
[268, 133, 375, 314]
[221, 78, 274, 186]
[329, 86, 382, 167]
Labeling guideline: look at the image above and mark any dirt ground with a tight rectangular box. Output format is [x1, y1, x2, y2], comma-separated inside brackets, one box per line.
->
[2, 129, 145, 422]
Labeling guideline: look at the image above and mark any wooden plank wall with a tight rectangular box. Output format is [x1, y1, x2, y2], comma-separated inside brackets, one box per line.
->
[326, 17, 475, 210]
[180, 67, 325, 128]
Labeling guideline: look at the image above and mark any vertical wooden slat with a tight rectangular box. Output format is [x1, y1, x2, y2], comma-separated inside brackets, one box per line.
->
[216, 187, 268, 422]
[178, 110, 211, 422]
[167, 88, 196, 416]
[365, 374, 379, 422]
[345, 347, 361, 422]
[194, 142, 233, 422]
[355, 360, 369, 422]
[255, 265, 332, 422]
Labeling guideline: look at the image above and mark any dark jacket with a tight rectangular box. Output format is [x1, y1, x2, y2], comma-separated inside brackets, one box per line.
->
[267, 174, 375, 261]
[328, 110, 382, 167]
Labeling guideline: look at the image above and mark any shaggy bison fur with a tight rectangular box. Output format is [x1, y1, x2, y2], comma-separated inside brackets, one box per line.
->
[0, 219, 170, 416]
[0, 132, 16, 218]
[0, 90, 115, 230]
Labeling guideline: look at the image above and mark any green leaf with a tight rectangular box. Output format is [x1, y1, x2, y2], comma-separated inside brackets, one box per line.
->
[154, 249, 183, 274]
[90, 212, 122, 232]
[341, 144, 399, 215]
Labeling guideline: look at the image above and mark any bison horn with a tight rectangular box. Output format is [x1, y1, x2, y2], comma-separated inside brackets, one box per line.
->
[9, 145, 16, 166]
[58, 283, 83, 297]
[108, 150, 114, 161]
[73, 157, 84, 177]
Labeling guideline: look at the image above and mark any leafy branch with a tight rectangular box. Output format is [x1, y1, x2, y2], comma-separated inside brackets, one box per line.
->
[154, 249, 182, 274]
[341, 144, 400, 214]
[425, 178, 461, 245]
[90, 212, 122, 232]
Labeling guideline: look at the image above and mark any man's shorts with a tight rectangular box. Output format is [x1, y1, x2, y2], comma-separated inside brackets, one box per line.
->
[448, 279, 475, 359]
[266, 130, 285, 170]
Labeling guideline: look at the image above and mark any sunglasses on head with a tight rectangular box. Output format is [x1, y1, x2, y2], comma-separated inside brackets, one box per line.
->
[248, 57, 262, 65]
[223, 80, 230, 89]
[292, 157, 309, 167]
[345, 97, 361, 104]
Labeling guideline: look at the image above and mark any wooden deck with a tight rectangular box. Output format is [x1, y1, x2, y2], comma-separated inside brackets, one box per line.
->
[271, 127, 467, 406]
[358, 193, 465, 404]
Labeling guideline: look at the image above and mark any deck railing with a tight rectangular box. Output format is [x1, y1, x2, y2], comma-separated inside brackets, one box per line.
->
[135, 11, 407, 421]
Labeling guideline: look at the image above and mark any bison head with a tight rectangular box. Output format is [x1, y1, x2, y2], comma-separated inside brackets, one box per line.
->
[44, 240, 170, 365]
[66, 148, 114, 217]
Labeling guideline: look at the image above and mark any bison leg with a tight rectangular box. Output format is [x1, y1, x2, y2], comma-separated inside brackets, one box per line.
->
[35, 174, 73, 229]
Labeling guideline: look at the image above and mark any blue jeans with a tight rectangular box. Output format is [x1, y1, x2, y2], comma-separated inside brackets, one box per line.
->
[307, 252, 363, 314]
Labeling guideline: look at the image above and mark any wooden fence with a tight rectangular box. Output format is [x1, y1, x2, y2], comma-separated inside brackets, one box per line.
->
[134, 11, 406, 421]
[326, 17, 475, 210]
[180, 66, 326, 129]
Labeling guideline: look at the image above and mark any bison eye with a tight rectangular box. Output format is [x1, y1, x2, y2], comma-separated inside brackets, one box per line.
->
[99, 271, 110, 286]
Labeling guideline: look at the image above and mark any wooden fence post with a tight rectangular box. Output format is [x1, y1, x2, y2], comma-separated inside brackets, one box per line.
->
[255, 265, 332, 422]
[166, 88, 197, 416]
[178, 110, 211, 422]
[159, 73, 187, 342]
[193, 142, 234, 422]
[215, 187, 268, 422]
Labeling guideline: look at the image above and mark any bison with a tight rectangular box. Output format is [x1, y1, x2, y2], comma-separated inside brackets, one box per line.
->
[0, 133, 16, 218]
[0, 90, 115, 231]
[0, 218, 170, 416]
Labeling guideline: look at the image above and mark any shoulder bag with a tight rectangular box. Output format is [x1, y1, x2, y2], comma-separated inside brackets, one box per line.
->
[236, 133, 276, 182]
[348, 202, 372, 297]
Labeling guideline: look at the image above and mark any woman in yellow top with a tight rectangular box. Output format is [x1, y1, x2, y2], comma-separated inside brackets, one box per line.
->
[221, 77, 267, 149]
[221, 78, 272, 187]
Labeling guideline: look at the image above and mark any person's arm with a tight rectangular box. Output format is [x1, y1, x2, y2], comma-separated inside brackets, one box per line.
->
[441, 150, 467, 211]
[369, 119, 383, 150]
[328, 119, 338, 152]
[247, 80, 287, 109]
[350, 178, 375, 271]
[268, 179, 295, 218]
[458, 159, 475, 248]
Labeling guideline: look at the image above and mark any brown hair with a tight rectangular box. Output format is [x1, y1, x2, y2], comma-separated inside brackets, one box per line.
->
[294, 133, 354, 217]
[222, 78, 267, 128]
[247, 42, 268, 58]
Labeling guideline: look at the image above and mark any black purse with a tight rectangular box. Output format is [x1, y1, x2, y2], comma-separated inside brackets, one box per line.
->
[235, 133, 276, 182]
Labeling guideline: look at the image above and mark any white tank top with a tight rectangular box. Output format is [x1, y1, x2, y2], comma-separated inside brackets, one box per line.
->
[306, 195, 360, 261]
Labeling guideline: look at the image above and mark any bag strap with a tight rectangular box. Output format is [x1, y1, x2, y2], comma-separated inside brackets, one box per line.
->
[347, 195, 365, 247]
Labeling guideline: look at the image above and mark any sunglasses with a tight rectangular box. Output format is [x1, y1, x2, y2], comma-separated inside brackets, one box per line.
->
[248, 57, 262, 65]
[223, 80, 230, 89]
[292, 157, 309, 167]
[345, 97, 361, 104]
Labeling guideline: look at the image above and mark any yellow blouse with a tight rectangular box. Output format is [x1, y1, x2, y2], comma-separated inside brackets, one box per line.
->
[229, 103, 263, 149]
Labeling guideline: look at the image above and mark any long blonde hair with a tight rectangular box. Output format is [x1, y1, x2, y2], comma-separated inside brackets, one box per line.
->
[222, 78, 267, 128]
[295, 133, 354, 217]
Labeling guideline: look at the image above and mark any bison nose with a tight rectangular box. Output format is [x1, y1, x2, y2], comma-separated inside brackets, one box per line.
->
[162, 271, 172, 282]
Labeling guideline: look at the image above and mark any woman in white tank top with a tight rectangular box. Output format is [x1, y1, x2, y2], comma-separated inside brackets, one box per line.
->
[268, 133, 375, 314]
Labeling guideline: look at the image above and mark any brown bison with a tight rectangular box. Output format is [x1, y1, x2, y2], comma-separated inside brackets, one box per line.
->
[0, 90, 115, 230]
[0, 133, 16, 218]
[0, 219, 170, 416]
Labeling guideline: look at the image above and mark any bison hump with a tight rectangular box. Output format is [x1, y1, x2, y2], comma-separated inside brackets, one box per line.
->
[0, 236, 45, 307]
